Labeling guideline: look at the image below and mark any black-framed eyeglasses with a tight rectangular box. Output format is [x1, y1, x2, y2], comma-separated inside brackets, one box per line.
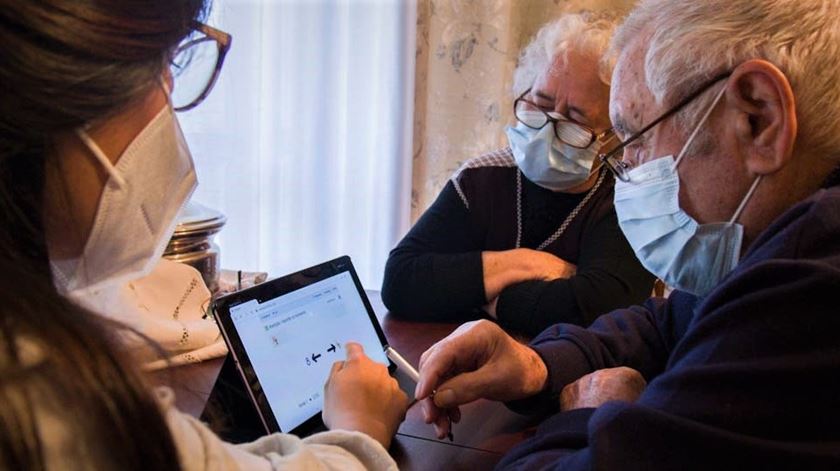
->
[513, 88, 613, 149]
[170, 23, 232, 112]
[598, 72, 731, 182]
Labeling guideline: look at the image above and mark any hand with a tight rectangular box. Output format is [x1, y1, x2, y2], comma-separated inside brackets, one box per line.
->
[415, 320, 547, 439]
[323, 342, 409, 448]
[559, 367, 647, 411]
[482, 249, 577, 301]
[522, 249, 577, 281]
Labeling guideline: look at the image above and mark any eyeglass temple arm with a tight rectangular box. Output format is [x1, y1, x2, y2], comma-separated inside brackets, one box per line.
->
[598, 72, 731, 167]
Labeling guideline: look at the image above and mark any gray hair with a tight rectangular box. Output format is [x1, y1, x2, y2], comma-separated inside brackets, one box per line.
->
[612, 0, 840, 160]
[512, 11, 621, 97]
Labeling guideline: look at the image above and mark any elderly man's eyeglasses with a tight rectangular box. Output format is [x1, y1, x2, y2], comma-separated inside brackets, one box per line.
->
[170, 23, 232, 112]
[598, 73, 731, 182]
[513, 88, 612, 149]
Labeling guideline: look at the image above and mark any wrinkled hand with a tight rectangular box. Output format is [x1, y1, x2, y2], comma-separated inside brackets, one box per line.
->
[524, 249, 577, 281]
[559, 367, 646, 411]
[323, 342, 409, 448]
[482, 249, 577, 301]
[415, 320, 547, 439]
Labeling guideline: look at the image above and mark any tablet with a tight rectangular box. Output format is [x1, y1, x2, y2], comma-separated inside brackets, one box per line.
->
[212, 256, 392, 436]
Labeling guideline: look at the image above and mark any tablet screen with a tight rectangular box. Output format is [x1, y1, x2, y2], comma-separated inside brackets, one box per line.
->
[226, 269, 389, 433]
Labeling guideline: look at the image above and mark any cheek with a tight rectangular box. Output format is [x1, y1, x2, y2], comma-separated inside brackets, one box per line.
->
[677, 152, 742, 223]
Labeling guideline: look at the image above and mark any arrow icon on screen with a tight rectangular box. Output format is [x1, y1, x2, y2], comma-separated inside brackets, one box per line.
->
[311, 353, 322, 363]
[328, 344, 337, 353]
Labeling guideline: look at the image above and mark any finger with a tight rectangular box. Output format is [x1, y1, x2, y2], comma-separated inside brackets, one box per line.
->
[433, 412, 451, 439]
[415, 344, 458, 400]
[433, 367, 497, 408]
[345, 342, 364, 361]
[418, 348, 431, 371]
[325, 360, 344, 388]
[421, 397, 442, 424]
[418, 343, 438, 372]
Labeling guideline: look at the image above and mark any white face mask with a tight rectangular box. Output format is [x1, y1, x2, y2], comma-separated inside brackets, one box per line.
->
[613, 84, 761, 297]
[505, 121, 601, 191]
[52, 100, 197, 295]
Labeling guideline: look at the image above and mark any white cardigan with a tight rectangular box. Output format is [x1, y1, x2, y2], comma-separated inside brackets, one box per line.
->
[158, 387, 399, 470]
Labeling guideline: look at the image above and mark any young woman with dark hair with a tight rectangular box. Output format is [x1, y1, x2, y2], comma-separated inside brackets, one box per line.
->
[0, 1, 407, 468]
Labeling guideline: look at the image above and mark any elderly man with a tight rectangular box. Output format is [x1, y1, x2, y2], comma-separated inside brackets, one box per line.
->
[415, 0, 840, 468]
[382, 12, 653, 337]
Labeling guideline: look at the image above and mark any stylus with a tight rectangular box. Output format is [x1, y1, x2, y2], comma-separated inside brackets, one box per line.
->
[384, 346, 454, 442]
[385, 346, 420, 382]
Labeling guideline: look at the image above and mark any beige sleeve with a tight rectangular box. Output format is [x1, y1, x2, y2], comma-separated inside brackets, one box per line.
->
[156, 387, 398, 471]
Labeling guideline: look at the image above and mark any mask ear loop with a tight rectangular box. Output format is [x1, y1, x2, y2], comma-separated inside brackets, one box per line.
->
[75, 129, 127, 188]
[160, 79, 174, 105]
[75, 80, 173, 190]
[673, 83, 729, 168]
[729, 175, 762, 224]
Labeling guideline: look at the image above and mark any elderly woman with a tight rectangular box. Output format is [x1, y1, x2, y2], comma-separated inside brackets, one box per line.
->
[382, 12, 654, 337]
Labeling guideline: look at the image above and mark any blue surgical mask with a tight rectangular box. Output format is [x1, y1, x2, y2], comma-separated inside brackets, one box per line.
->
[613, 84, 761, 297]
[505, 122, 599, 191]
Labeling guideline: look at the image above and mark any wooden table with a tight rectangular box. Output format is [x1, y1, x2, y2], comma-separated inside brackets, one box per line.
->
[152, 291, 536, 470]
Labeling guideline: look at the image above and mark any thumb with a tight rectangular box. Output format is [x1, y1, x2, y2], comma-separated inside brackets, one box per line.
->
[432, 367, 497, 408]
[345, 342, 365, 361]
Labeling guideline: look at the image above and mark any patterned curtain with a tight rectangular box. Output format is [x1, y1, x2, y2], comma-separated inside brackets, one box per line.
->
[411, 0, 635, 220]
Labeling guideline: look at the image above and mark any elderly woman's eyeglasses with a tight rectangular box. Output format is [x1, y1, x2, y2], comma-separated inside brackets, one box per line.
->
[513, 88, 612, 149]
[170, 23, 232, 112]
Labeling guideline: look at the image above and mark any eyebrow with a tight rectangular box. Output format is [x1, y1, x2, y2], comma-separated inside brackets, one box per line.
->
[533, 90, 555, 102]
[535, 90, 589, 121]
[568, 105, 589, 122]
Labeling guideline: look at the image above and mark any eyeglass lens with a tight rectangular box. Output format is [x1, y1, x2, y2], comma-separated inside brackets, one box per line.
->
[514, 98, 593, 148]
[170, 36, 219, 110]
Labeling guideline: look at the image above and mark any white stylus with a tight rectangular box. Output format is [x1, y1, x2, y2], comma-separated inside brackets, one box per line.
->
[385, 346, 420, 382]
[384, 345, 454, 441]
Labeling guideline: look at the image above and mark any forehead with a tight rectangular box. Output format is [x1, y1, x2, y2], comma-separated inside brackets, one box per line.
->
[609, 37, 658, 132]
[533, 47, 609, 103]
[544, 47, 601, 79]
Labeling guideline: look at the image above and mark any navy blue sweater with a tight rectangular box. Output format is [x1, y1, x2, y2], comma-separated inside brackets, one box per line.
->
[498, 186, 840, 470]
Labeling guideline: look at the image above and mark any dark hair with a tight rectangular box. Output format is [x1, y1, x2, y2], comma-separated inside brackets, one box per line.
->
[0, 0, 208, 274]
[0, 2, 210, 468]
[0, 257, 182, 470]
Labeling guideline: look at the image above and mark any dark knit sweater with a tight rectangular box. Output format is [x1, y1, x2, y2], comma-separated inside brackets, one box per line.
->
[382, 148, 654, 336]
[497, 185, 840, 470]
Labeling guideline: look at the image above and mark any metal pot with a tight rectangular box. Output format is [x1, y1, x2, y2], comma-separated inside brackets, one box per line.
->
[164, 201, 227, 293]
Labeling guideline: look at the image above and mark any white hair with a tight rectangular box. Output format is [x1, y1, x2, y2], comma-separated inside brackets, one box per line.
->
[612, 0, 840, 161]
[512, 11, 621, 97]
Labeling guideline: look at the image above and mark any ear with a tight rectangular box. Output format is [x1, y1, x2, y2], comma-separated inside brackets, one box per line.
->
[725, 59, 797, 175]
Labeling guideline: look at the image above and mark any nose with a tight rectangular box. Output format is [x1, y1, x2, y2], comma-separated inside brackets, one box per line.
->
[621, 146, 646, 170]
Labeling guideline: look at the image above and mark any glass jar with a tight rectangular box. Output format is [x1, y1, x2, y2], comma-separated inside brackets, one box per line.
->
[164, 201, 227, 293]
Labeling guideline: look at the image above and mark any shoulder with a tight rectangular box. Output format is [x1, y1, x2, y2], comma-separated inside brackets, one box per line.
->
[743, 185, 840, 264]
[450, 148, 517, 209]
[451, 147, 517, 180]
[700, 186, 840, 314]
